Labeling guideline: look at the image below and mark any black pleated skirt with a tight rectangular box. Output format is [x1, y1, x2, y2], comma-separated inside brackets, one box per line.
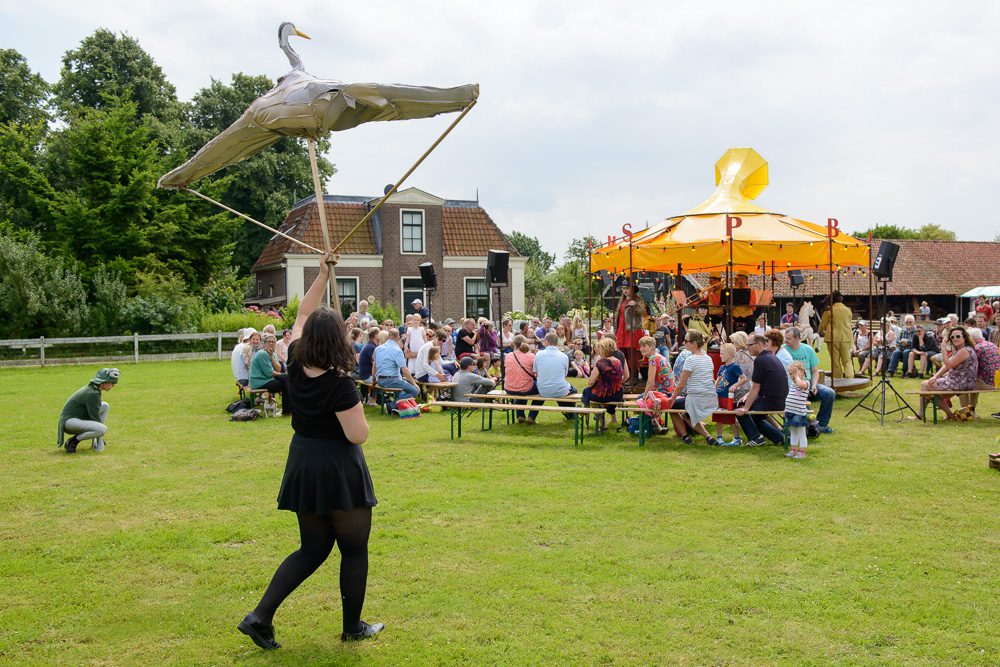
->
[276, 433, 377, 514]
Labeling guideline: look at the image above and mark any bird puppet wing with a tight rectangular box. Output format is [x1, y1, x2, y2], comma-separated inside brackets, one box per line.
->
[158, 81, 479, 189]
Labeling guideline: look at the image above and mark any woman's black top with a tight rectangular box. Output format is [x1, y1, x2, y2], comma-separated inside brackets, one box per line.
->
[287, 341, 361, 437]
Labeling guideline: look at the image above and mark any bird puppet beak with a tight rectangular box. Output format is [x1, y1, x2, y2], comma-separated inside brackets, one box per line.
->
[294, 28, 311, 39]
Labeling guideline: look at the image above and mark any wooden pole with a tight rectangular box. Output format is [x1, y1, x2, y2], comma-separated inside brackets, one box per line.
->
[307, 138, 338, 311]
[181, 187, 323, 254]
[333, 99, 478, 254]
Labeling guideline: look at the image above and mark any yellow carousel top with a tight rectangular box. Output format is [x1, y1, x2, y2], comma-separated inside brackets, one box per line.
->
[590, 148, 870, 274]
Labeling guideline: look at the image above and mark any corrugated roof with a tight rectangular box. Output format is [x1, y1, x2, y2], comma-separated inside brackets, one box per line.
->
[253, 193, 518, 271]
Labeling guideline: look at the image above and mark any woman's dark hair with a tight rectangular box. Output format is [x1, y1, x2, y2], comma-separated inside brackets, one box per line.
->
[294, 306, 357, 373]
[948, 326, 973, 349]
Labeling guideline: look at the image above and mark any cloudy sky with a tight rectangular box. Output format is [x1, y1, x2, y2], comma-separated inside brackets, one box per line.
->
[3, 1, 999, 256]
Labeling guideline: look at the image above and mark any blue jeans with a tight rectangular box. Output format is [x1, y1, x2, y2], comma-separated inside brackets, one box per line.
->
[377, 376, 419, 404]
[810, 383, 835, 428]
[886, 348, 909, 376]
[737, 401, 785, 444]
[507, 381, 542, 421]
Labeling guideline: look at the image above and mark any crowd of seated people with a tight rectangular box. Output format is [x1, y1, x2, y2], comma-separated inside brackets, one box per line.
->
[228, 293, 1000, 426]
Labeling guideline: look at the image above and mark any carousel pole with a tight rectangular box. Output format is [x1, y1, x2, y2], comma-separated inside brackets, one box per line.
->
[306, 138, 338, 311]
[828, 232, 836, 376]
[727, 236, 734, 337]
[677, 262, 685, 343]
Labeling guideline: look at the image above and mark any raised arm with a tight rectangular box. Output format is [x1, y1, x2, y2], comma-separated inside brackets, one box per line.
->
[292, 253, 338, 343]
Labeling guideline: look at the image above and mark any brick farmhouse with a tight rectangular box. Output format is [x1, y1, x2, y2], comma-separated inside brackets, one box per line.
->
[249, 187, 525, 321]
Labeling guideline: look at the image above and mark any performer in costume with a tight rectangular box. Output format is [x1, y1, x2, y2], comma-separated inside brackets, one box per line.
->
[820, 290, 855, 379]
[616, 283, 648, 385]
[731, 272, 757, 333]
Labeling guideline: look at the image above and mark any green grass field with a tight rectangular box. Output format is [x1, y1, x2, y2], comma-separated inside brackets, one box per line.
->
[2, 359, 999, 665]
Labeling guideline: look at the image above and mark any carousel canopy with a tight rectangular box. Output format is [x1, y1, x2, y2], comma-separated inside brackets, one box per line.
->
[591, 148, 870, 275]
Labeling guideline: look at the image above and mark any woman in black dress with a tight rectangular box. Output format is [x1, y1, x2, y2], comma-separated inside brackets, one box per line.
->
[239, 253, 383, 649]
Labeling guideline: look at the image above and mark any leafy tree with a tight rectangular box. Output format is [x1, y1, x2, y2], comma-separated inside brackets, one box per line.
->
[88, 267, 129, 335]
[53, 29, 179, 123]
[182, 73, 334, 274]
[0, 49, 51, 126]
[505, 230, 554, 273]
[45, 100, 234, 286]
[201, 266, 252, 313]
[850, 223, 956, 241]
[0, 120, 57, 237]
[0, 234, 89, 337]
[122, 272, 202, 334]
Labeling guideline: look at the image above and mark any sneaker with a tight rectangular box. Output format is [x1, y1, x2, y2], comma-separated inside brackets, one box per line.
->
[516, 416, 526, 424]
[64, 436, 79, 453]
[726, 436, 744, 448]
[785, 449, 797, 457]
[342, 620, 384, 642]
[816, 425, 834, 435]
[680, 434, 693, 445]
[793, 450, 807, 459]
[715, 436, 726, 446]
[992, 412, 1000, 420]
[93, 439, 105, 453]
[746, 437, 766, 447]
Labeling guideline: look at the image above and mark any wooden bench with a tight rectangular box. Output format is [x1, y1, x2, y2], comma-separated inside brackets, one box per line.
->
[586, 402, 786, 447]
[417, 381, 457, 401]
[355, 379, 403, 415]
[907, 388, 1000, 424]
[434, 401, 604, 447]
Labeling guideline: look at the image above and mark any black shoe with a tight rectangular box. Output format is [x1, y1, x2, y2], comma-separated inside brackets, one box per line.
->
[64, 436, 79, 453]
[342, 620, 384, 642]
[238, 612, 280, 649]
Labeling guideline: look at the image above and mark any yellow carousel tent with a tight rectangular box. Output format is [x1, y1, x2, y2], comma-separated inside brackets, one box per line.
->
[590, 148, 871, 275]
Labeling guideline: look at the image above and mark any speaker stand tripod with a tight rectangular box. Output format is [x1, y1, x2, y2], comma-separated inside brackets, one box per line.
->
[845, 278, 918, 425]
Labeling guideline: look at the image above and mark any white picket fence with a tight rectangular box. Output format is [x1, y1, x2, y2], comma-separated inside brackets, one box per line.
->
[0, 332, 238, 367]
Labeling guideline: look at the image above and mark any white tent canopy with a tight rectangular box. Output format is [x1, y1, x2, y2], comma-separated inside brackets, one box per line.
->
[959, 286, 1000, 298]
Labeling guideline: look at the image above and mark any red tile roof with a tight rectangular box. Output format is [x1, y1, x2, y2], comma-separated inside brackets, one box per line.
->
[768, 240, 1000, 297]
[442, 205, 517, 255]
[252, 200, 377, 270]
[253, 195, 518, 271]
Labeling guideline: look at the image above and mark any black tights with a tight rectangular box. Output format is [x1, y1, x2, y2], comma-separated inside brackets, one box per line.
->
[253, 507, 372, 633]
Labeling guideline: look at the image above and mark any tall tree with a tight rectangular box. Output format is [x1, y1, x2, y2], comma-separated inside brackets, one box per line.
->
[53, 29, 179, 124]
[45, 100, 233, 286]
[182, 73, 334, 274]
[505, 230, 555, 273]
[850, 223, 956, 241]
[0, 49, 51, 126]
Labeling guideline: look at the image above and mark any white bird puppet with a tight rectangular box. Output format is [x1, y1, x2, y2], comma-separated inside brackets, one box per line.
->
[158, 22, 479, 189]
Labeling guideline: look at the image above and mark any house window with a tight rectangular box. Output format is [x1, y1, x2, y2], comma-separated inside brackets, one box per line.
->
[401, 277, 425, 315]
[268, 284, 274, 298]
[256, 280, 262, 297]
[465, 278, 489, 319]
[337, 277, 359, 319]
[401, 210, 424, 254]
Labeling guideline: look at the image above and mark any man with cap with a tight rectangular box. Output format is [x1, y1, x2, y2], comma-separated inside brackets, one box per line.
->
[819, 291, 854, 379]
[58, 368, 119, 453]
[452, 356, 495, 403]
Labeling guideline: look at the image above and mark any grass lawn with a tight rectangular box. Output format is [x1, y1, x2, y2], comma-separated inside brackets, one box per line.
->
[2, 358, 1000, 665]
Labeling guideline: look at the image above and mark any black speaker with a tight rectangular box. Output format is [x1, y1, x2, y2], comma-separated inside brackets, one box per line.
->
[789, 270, 805, 287]
[872, 241, 900, 280]
[419, 262, 437, 289]
[487, 250, 509, 285]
